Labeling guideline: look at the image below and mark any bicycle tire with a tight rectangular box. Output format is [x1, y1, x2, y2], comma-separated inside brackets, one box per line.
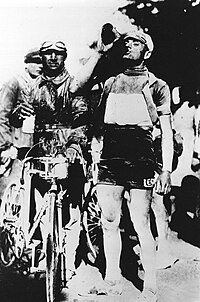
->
[0, 227, 16, 267]
[82, 186, 105, 269]
[46, 192, 61, 302]
[0, 181, 25, 267]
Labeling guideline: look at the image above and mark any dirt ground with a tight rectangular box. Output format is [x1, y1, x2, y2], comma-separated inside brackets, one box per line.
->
[61, 230, 200, 302]
[0, 230, 199, 302]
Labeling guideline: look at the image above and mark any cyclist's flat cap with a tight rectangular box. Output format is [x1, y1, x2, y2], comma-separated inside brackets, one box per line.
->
[40, 41, 67, 53]
[24, 47, 42, 63]
[123, 30, 154, 52]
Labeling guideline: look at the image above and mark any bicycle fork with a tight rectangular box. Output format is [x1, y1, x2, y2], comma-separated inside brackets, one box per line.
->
[48, 182, 67, 289]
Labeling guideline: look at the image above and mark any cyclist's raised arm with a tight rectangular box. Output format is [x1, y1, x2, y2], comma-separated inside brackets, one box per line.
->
[69, 51, 103, 94]
[69, 29, 115, 94]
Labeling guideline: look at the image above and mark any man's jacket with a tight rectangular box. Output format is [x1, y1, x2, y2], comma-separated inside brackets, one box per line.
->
[0, 71, 35, 151]
[12, 68, 90, 154]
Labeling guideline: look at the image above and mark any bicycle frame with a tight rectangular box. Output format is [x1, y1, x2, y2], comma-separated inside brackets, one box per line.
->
[0, 136, 88, 301]
[20, 156, 68, 272]
[0, 154, 69, 302]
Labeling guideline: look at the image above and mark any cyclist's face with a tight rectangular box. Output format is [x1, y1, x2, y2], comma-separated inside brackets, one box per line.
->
[42, 50, 66, 75]
[26, 62, 43, 79]
[123, 38, 146, 61]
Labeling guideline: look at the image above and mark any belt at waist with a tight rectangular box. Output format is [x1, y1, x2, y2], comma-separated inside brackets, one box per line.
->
[104, 124, 152, 133]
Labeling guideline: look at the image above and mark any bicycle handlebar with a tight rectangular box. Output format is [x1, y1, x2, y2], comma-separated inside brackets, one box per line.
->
[20, 155, 70, 182]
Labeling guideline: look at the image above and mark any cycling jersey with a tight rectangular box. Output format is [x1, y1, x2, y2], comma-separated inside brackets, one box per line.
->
[94, 67, 171, 189]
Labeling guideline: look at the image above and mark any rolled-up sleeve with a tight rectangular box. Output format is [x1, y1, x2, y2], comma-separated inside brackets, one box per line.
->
[151, 79, 171, 116]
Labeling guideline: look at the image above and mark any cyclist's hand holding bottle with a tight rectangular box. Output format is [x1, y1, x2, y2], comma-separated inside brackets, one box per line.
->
[11, 101, 35, 133]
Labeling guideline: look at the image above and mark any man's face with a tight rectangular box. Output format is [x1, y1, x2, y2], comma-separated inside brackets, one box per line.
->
[123, 38, 147, 61]
[41, 50, 66, 75]
[27, 62, 43, 79]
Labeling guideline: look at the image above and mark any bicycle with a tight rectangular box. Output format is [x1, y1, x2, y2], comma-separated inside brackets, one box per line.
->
[0, 150, 69, 302]
[0, 137, 140, 301]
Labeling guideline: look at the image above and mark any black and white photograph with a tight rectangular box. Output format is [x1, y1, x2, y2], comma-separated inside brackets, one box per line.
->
[0, 0, 200, 301]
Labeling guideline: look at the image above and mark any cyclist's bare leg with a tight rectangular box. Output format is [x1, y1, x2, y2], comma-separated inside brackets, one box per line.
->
[96, 184, 124, 283]
[152, 192, 178, 269]
[128, 189, 156, 294]
[152, 192, 169, 242]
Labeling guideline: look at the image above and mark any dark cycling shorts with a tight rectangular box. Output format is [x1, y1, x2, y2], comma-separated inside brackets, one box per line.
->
[97, 158, 155, 190]
[97, 126, 157, 189]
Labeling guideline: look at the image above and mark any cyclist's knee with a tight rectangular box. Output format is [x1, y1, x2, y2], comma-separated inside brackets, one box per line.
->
[101, 211, 121, 231]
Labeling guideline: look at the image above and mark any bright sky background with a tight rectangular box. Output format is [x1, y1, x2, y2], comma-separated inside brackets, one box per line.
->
[0, 0, 132, 85]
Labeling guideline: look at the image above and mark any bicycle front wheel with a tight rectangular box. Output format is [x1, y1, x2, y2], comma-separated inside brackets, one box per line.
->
[46, 192, 61, 302]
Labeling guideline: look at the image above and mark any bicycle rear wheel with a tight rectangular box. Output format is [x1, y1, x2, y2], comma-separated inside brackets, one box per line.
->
[46, 192, 61, 302]
[0, 181, 25, 267]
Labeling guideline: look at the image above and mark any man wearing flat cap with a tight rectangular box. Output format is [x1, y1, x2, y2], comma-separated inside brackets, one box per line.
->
[7, 38, 113, 279]
[0, 47, 42, 199]
[0, 47, 42, 154]
[87, 29, 173, 301]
